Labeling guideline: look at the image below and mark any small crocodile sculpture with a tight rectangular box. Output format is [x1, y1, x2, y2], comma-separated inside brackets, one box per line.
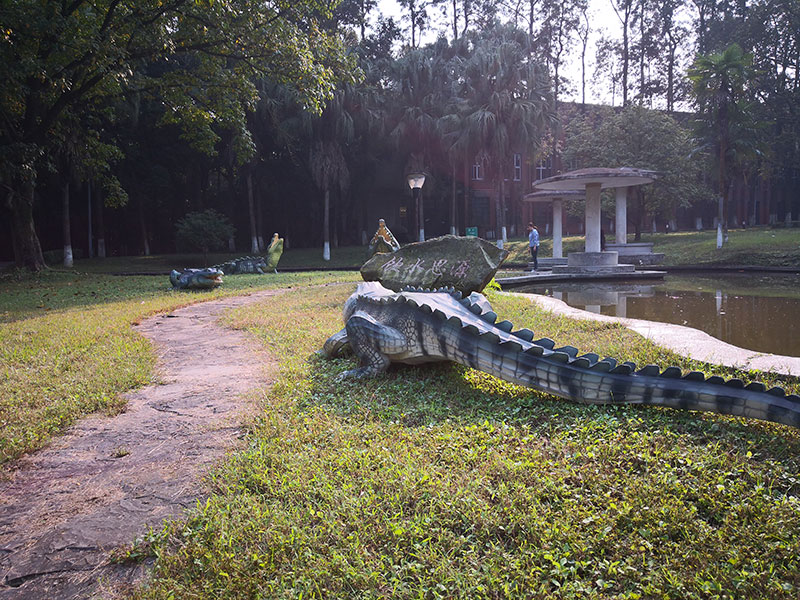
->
[322, 282, 800, 429]
[170, 268, 223, 290]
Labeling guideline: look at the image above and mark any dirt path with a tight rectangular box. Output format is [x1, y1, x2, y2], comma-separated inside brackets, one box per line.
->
[0, 290, 283, 599]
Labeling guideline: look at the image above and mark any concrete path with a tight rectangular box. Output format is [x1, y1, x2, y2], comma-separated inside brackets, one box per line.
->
[0, 290, 282, 599]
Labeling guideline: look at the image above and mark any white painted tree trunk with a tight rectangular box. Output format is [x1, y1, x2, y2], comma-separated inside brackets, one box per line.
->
[62, 182, 73, 267]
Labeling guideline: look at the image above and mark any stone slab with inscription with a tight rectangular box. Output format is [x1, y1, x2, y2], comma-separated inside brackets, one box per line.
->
[360, 235, 508, 295]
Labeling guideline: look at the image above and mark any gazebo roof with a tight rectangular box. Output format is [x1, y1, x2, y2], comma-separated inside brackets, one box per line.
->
[523, 189, 585, 203]
[532, 167, 657, 191]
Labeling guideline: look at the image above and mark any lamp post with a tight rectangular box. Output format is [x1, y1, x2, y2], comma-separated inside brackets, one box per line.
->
[407, 172, 426, 242]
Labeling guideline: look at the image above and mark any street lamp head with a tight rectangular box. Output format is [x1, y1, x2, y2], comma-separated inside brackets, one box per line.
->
[406, 172, 426, 189]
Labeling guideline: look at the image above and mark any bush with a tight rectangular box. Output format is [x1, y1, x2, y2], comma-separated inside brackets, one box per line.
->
[175, 209, 235, 264]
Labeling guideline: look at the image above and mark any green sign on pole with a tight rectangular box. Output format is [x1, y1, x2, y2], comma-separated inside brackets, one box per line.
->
[465, 227, 478, 237]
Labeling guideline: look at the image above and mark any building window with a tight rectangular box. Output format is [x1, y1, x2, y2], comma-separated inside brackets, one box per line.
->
[471, 160, 483, 180]
[535, 156, 552, 182]
[513, 153, 522, 181]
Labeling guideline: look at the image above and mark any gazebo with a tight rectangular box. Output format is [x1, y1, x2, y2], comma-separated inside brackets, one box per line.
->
[532, 167, 656, 274]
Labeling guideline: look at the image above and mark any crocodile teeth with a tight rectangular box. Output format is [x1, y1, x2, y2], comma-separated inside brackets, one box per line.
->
[745, 382, 766, 392]
[683, 371, 705, 382]
[483, 311, 498, 324]
[660, 366, 682, 378]
[610, 364, 633, 375]
[767, 386, 786, 397]
[512, 328, 535, 341]
[571, 357, 591, 369]
[637, 365, 661, 377]
[534, 337, 555, 350]
[555, 345, 579, 357]
[495, 320, 513, 333]
[724, 378, 745, 389]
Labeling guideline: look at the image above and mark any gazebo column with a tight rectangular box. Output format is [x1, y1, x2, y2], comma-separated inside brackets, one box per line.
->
[552, 198, 563, 258]
[615, 187, 627, 245]
[584, 182, 602, 253]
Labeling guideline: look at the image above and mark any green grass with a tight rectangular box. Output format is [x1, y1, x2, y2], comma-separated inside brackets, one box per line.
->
[30, 226, 798, 278]
[134, 284, 800, 599]
[640, 227, 800, 267]
[0, 268, 359, 463]
[41, 245, 369, 274]
[501, 227, 800, 268]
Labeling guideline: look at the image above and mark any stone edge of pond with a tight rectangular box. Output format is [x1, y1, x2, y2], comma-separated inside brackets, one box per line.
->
[501, 291, 800, 378]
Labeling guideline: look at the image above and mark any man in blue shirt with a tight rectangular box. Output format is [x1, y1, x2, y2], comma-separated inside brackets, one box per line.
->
[527, 222, 539, 271]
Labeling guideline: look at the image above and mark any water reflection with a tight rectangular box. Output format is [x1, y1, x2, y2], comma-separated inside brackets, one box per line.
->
[514, 273, 800, 357]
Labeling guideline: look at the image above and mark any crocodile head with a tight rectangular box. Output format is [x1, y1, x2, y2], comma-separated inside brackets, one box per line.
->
[170, 268, 224, 290]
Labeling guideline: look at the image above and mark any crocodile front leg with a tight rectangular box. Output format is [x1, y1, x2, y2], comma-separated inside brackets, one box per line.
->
[341, 312, 408, 378]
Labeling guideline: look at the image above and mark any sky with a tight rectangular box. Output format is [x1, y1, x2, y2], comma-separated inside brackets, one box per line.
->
[374, 0, 624, 105]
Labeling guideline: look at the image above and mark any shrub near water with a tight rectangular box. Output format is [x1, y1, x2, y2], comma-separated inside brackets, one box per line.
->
[139, 285, 800, 599]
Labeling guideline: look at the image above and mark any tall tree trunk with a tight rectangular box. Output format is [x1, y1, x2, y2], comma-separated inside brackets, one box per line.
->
[95, 186, 106, 258]
[323, 187, 330, 260]
[246, 172, 259, 253]
[451, 163, 457, 235]
[9, 180, 46, 271]
[497, 176, 507, 247]
[62, 181, 73, 267]
[463, 152, 470, 233]
[137, 196, 150, 256]
[256, 183, 265, 251]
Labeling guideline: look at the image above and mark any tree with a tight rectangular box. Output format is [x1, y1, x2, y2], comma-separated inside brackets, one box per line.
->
[0, 0, 355, 271]
[689, 43, 762, 240]
[563, 105, 711, 239]
[175, 209, 235, 265]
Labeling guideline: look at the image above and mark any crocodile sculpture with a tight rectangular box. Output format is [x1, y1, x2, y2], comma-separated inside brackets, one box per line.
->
[322, 282, 800, 429]
[213, 233, 284, 275]
[170, 268, 223, 290]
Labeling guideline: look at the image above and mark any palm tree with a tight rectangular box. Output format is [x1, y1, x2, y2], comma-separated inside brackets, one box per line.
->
[460, 29, 553, 247]
[389, 43, 454, 240]
[689, 43, 762, 244]
[308, 91, 354, 260]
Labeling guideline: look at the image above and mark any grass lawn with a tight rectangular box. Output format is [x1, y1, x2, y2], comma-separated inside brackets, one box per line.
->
[0, 268, 359, 463]
[4, 260, 800, 598]
[31, 226, 798, 278]
[132, 282, 800, 599]
[500, 226, 800, 268]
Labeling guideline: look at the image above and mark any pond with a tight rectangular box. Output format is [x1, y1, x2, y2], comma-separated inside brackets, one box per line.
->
[512, 272, 800, 358]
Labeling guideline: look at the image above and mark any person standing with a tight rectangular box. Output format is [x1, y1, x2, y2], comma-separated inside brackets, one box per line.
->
[527, 222, 539, 271]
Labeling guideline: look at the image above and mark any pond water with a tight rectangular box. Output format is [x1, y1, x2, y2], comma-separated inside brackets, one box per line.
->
[513, 272, 800, 358]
